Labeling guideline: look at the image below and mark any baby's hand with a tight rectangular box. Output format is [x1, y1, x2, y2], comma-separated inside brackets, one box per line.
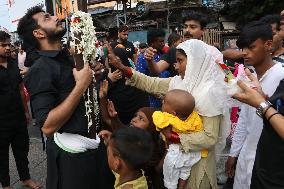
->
[161, 126, 172, 140]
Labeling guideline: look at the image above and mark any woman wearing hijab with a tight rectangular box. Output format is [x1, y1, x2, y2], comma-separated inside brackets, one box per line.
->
[107, 39, 228, 189]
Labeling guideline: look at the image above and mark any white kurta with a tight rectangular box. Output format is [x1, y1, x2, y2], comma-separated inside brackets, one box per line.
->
[230, 63, 284, 189]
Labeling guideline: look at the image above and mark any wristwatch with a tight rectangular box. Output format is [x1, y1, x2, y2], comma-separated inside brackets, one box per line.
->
[256, 101, 272, 117]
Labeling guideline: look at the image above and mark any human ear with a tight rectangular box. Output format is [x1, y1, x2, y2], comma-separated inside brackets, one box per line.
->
[33, 29, 45, 39]
[264, 40, 273, 52]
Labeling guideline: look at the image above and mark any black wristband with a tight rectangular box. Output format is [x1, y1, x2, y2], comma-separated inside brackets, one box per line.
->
[263, 106, 272, 116]
[267, 112, 280, 122]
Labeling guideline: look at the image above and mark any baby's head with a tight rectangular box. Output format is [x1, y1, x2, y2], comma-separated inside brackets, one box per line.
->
[162, 89, 195, 120]
[107, 127, 153, 173]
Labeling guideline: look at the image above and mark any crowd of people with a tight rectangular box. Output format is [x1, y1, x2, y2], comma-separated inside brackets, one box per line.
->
[0, 5, 284, 189]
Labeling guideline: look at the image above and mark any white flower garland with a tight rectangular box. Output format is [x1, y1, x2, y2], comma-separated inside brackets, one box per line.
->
[70, 11, 100, 132]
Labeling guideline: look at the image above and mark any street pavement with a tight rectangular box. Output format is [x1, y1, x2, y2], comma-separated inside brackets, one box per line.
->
[0, 124, 47, 189]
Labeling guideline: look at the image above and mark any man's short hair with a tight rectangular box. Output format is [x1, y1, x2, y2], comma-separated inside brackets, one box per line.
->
[110, 127, 153, 170]
[182, 11, 208, 29]
[0, 31, 11, 42]
[118, 25, 129, 33]
[139, 42, 148, 49]
[237, 21, 272, 49]
[147, 28, 165, 45]
[259, 14, 281, 31]
[17, 6, 44, 48]
[167, 32, 181, 47]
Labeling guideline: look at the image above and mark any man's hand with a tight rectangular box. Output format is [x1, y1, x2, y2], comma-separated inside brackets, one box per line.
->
[105, 43, 125, 70]
[73, 62, 93, 92]
[226, 156, 236, 178]
[107, 100, 118, 118]
[233, 68, 266, 108]
[144, 47, 157, 61]
[99, 80, 109, 99]
[108, 69, 122, 82]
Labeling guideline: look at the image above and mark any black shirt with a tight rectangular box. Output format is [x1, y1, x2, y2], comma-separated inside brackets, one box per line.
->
[160, 47, 178, 77]
[24, 50, 89, 137]
[0, 58, 25, 121]
[110, 40, 135, 59]
[250, 79, 284, 189]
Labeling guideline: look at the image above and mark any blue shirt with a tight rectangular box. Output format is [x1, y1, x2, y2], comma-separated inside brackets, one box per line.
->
[136, 53, 170, 108]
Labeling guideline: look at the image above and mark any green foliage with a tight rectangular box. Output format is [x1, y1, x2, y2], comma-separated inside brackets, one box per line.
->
[220, 0, 284, 27]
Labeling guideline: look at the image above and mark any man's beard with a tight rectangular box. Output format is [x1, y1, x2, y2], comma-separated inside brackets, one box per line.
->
[44, 27, 67, 42]
[0, 52, 11, 59]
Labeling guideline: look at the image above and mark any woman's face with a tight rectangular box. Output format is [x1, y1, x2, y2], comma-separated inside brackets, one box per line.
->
[175, 50, 187, 79]
[130, 111, 149, 130]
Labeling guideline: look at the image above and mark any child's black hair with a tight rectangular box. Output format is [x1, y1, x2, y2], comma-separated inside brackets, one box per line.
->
[110, 127, 153, 170]
[236, 21, 272, 49]
[182, 11, 208, 29]
[147, 28, 165, 45]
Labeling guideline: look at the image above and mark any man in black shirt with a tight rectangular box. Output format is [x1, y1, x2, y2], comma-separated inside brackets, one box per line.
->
[110, 25, 136, 61]
[17, 6, 114, 189]
[0, 31, 40, 189]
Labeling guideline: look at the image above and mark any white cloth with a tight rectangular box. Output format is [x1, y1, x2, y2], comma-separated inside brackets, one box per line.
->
[54, 132, 100, 153]
[163, 144, 201, 189]
[230, 63, 284, 189]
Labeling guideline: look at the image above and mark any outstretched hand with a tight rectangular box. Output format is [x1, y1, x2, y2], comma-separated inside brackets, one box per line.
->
[232, 68, 266, 108]
[108, 69, 122, 82]
[99, 80, 109, 99]
[107, 100, 118, 118]
[104, 43, 125, 70]
[98, 130, 112, 145]
[144, 47, 157, 61]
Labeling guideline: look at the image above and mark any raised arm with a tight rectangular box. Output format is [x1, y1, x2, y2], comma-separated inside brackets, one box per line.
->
[144, 47, 170, 76]
[99, 80, 125, 131]
[106, 43, 171, 97]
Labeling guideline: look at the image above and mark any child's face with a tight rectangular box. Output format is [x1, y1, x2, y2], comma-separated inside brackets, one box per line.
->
[107, 140, 120, 173]
[130, 111, 149, 130]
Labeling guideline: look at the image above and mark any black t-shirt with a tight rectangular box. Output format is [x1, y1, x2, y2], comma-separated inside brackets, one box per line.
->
[110, 40, 135, 59]
[24, 50, 89, 137]
[160, 47, 178, 77]
[107, 48, 149, 124]
[0, 58, 25, 122]
[250, 79, 284, 189]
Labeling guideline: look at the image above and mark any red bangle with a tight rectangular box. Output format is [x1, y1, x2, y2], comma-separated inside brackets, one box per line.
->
[123, 67, 133, 78]
[169, 131, 180, 143]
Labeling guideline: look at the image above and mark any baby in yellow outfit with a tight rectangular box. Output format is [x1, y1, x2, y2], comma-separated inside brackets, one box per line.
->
[152, 89, 207, 189]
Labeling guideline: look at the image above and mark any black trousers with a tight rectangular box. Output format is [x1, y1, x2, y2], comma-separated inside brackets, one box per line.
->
[0, 120, 30, 187]
[46, 138, 115, 189]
